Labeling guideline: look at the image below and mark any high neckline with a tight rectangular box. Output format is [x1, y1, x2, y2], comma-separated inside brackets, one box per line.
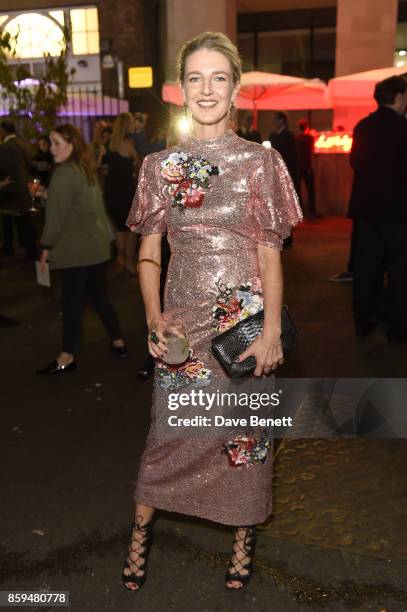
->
[187, 129, 236, 146]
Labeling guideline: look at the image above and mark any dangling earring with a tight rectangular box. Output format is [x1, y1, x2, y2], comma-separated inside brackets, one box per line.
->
[229, 102, 236, 119]
[183, 102, 193, 132]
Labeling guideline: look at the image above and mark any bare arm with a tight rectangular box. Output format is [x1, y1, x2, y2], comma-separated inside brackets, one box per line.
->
[137, 233, 167, 358]
[258, 244, 283, 343]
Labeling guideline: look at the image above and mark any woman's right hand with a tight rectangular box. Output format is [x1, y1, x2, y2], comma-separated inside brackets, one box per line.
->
[147, 316, 168, 360]
[39, 249, 49, 274]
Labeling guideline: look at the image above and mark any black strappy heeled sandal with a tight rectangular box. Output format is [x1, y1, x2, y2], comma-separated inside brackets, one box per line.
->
[225, 526, 257, 590]
[122, 516, 154, 591]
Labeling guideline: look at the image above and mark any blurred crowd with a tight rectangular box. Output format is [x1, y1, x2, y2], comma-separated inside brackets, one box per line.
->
[0, 109, 318, 272]
[2, 72, 406, 346]
[0, 112, 166, 269]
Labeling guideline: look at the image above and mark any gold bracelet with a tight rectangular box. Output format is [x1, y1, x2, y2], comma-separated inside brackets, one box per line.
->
[137, 258, 162, 273]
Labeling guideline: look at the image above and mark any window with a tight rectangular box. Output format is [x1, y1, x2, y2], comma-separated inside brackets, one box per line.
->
[70, 8, 100, 55]
[237, 27, 336, 80]
[311, 27, 336, 81]
[2, 13, 65, 58]
[395, 22, 407, 67]
[258, 29, 311, 77]
[0, 7, 100, 59]
[237, 33, 255, 72]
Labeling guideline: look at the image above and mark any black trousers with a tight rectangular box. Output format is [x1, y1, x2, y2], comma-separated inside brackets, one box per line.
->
[299, 169, 316, 216]
[1, 213, 38, 259]
[352, 220, 407, 337]
[60, 261, 122, 355]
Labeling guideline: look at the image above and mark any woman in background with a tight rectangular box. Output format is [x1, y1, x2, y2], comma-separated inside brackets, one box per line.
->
[37, 124, 128, 375]
[103, 113, 140, 274]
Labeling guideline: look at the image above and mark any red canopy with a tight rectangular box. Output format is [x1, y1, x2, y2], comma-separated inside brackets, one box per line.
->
[328, 66, 407, 107]
[162, 71, 331, 126]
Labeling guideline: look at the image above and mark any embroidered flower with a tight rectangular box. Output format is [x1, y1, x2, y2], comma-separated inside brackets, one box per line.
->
[161, 152, 220, 212]
[212, 277, 263, 332]
[157, 354, 212, 391]
[222, 432, 272, 467]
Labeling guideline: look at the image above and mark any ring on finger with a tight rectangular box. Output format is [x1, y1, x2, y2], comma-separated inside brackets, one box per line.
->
[150, 331, 159, 345]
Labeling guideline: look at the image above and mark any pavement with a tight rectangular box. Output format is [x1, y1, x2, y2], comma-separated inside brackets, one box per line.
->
[1, 218, 407, 612]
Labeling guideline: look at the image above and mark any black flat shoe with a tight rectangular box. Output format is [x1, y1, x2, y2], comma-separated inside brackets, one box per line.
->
[36, 360, 77, 375]
[111, 344, 129, 358]
[137, 356, 154, 380]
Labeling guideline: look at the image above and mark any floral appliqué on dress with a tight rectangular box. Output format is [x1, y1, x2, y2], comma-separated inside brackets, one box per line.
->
[157, 354, 212, 391]
[212, 276, 263, 332]
[213, 277, 273, 467]
[222, 432, 272, 467]
[161, 151, 220, 212]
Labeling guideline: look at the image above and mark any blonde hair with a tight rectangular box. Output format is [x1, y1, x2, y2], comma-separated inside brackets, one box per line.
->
[177, 31, 242, 85]
[109, 113, 135, 152]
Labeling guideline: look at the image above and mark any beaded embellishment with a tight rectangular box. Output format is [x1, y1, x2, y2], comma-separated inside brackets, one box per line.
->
[212, 277, 264, 333]
[161, 151, 220, 211]
[157, 354, 212, 391]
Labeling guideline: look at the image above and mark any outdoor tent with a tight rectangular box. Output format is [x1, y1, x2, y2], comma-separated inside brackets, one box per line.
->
[328, 65, 407, 107]
[328, 65, 407, 130]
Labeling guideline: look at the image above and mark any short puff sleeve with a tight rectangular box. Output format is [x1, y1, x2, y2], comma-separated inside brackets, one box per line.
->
[126, 153, 166, 236]
[250, 148, 303, 250]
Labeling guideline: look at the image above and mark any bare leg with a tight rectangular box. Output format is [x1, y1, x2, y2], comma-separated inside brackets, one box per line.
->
[226, 526, 256, 589]
[123, 503, 155, 591]
[134, 503, 154, 525]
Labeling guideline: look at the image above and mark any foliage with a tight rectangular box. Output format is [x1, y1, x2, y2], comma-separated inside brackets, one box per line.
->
[0, 26, 75, 141]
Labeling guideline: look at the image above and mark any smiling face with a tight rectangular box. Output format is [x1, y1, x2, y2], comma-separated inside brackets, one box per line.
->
[50, 131, 73, 164]
[182, 48, 239, 133]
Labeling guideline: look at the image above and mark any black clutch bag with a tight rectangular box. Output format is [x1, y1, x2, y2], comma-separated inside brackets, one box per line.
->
[211, 306, 299, 378]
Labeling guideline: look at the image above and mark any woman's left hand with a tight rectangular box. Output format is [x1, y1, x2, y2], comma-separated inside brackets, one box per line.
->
[236, 334, 284, 377]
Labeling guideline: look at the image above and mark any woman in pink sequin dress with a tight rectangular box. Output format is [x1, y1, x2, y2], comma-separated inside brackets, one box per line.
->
[123, 32, 302, 592]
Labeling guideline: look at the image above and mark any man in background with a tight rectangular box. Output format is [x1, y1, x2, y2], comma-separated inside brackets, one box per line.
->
[269, 112, 300, 246]
[237, 112, 262, 143]
[0, 121, 36, 260]
[296, 118, 319, 218]
[349, 75, 407, 339]
[269, 111, 300, 195]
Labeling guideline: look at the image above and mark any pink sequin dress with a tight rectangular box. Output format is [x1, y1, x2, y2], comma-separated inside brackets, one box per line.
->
[127, 130, 302, 526]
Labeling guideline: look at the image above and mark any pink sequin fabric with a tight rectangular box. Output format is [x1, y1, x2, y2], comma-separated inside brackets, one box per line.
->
[127, 130, 302, 526]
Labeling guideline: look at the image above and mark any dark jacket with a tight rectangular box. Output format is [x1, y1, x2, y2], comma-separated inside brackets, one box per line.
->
[296, 132, 314, 173]
[269, 128, 299, 190]
[32, 149, 54, 187]
[236, 127, 262, 144]
[0, 137, 31, 214]
[41, 163, 113, 269]
[348, 106, 407, 222]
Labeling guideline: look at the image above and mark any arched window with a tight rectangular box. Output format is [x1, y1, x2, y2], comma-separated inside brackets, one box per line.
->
[3, 13, 65, 59]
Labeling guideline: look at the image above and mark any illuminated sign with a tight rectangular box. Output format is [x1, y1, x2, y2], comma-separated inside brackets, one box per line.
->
[314, 132, 353, 154]
[128, 66, 153, 88]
